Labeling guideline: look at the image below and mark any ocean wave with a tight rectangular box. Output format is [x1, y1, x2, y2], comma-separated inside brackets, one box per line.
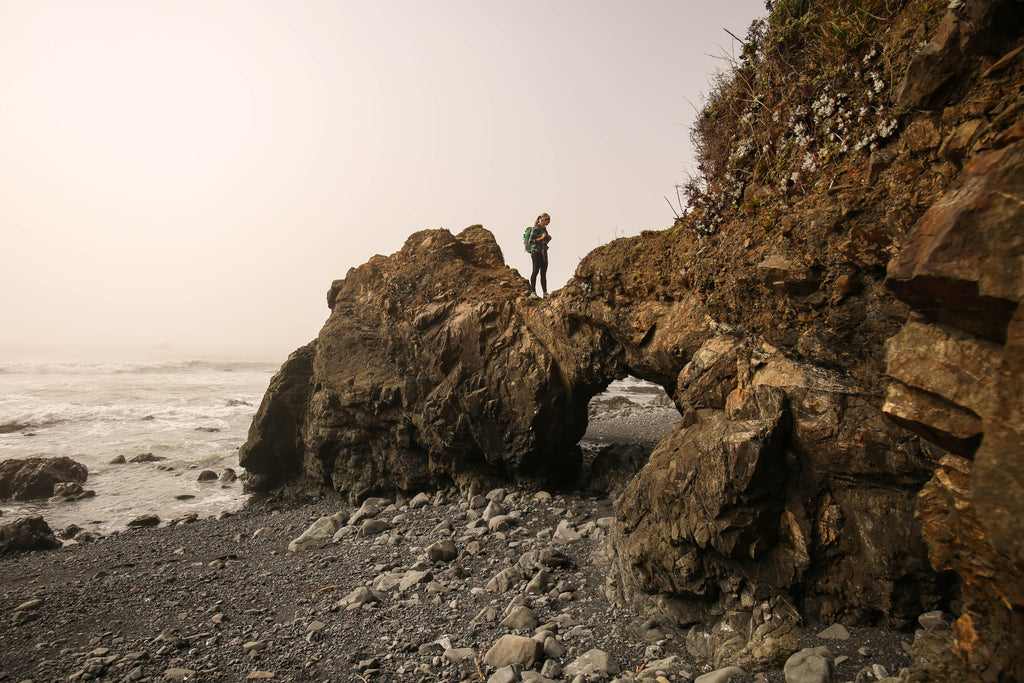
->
[0, 360, 278, 375]
[0, 396, 259, 429]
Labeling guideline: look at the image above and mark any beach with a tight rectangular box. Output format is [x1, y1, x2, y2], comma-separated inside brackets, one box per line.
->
[0, 378, 918, 682]
[0, 486, 916, 683]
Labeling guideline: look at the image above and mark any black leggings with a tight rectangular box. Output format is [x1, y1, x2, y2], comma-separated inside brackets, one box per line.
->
[530, 249, 548, 295]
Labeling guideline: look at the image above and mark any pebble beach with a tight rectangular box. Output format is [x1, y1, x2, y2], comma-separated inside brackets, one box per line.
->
[0, 389, 922, 683]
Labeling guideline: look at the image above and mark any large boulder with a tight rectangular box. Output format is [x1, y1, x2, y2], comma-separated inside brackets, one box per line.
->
[0, 516, 62, 553]
[241, 227, 594, 501]
[0, 457, 89, 501]
[609, 356, 938, 667]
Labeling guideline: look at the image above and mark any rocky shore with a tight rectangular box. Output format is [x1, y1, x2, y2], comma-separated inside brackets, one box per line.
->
[6, 2, 1022, 680]
[0, 485, 924, 683]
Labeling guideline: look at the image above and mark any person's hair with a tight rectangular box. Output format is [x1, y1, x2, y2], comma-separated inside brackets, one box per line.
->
[535, 212, 550, 225]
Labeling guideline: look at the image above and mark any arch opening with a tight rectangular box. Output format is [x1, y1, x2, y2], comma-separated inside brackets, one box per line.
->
[577, 376, 680, 497]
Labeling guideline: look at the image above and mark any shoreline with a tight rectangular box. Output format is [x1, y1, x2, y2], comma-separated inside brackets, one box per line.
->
[1, 487, 917, 683]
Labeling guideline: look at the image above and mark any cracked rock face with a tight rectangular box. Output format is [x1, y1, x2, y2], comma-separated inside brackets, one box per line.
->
[884, 139, 1024, 681]
[241, 226, 594, 501]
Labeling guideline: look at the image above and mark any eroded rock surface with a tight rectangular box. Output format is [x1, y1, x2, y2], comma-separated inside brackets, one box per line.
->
[0, 457, 89, 502]
[884, 139, 1024, 682]
[239, 1, 1024, 677]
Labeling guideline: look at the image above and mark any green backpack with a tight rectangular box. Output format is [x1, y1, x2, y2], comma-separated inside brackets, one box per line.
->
[523, 226, 533, 253]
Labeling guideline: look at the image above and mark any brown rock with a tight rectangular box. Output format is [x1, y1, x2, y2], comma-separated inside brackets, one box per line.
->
[938, 119, 987, 164]
[612, 385, 793, 621]
[0, 457, 88, 501]
[885, 320, 1001, 419]
[483, 634, 540, 669]
[239, 341, 316, 491]
[887, 141, 1024, 343]
[894, 13, 960, 109]
[0, 516, 62, 553]
[902, 118, 942, 153]
[882, 380, 982, 457]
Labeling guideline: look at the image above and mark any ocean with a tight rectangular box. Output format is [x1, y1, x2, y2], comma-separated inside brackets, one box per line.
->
[0, 359, 277, 535]
[0, 359, 670, 537]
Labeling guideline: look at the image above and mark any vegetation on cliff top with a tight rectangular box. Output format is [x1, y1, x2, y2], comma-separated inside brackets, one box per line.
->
[680, 0, 945, 235]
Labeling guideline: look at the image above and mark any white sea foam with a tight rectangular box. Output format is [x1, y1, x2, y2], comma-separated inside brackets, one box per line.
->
[0, 359, 277, 533]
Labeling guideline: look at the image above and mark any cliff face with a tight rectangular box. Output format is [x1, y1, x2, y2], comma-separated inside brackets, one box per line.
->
[240, 0, 1024, 677]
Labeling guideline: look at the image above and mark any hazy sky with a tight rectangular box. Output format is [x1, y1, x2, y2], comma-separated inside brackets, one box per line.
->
[0, 1, 765, 361]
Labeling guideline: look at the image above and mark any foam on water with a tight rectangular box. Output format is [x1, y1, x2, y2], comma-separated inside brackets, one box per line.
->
[0, 359, 277, 533]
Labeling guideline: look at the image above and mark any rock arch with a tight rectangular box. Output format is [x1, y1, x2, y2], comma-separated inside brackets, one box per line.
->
[239, 226, 687, 499]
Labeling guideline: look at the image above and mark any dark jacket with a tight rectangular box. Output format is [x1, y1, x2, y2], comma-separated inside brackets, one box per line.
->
[528, 225, 550, 253]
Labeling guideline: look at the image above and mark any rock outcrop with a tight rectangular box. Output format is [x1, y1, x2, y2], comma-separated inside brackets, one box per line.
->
[883, 138, 1024, 681]
[240, 0, 1024, 677]
[0, 515, 61, 553]
[242, 226, 604, 501]
[0, 457, 89, 501]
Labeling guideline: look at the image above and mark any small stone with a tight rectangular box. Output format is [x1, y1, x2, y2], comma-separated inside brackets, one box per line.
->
[918, 610, 949, 630]
[360, 519, 391, 537]
[14, 599, 44, 612]
[540, 659, 563, 679]
[694, 667, 746, 683]
[409, 492, 431, 508]
[486, 566, 525, 593]
[130, 452, 165, 463]
[358, 657, 381, 670]
[196, 470, 218, 482]
[163, 669, 196, 682]
[488, 665, 521, 683]
[243, 641, 268, 653]
[526, 568, 554, 595]
[817, 623, 851, 640]
[564, 649, 620, 678]
[444, 647, 477, 663]
[783, 646, 831, 683]
[553, 520, 582, 544]
[398, 570, 432, 592]
[426, 539, 457, 562]
[484, 634, 540, 669]
[246, 672, 274, 680]
[542, 636, 565, 658]
[127, 514, 160, 528]
[500, 605, 539, 631]
[482, 501, 506, 522]
[306, 620, 326, 642]
[539, 547, 572, 567]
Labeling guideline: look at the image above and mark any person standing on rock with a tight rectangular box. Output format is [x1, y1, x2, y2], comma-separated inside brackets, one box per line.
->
[528, 212, 552, 298]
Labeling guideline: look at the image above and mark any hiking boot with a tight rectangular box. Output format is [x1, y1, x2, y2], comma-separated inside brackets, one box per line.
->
[529, 293, 540, 299]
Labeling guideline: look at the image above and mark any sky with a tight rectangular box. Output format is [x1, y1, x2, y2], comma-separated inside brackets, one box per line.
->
[0, 1, 766, 361]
